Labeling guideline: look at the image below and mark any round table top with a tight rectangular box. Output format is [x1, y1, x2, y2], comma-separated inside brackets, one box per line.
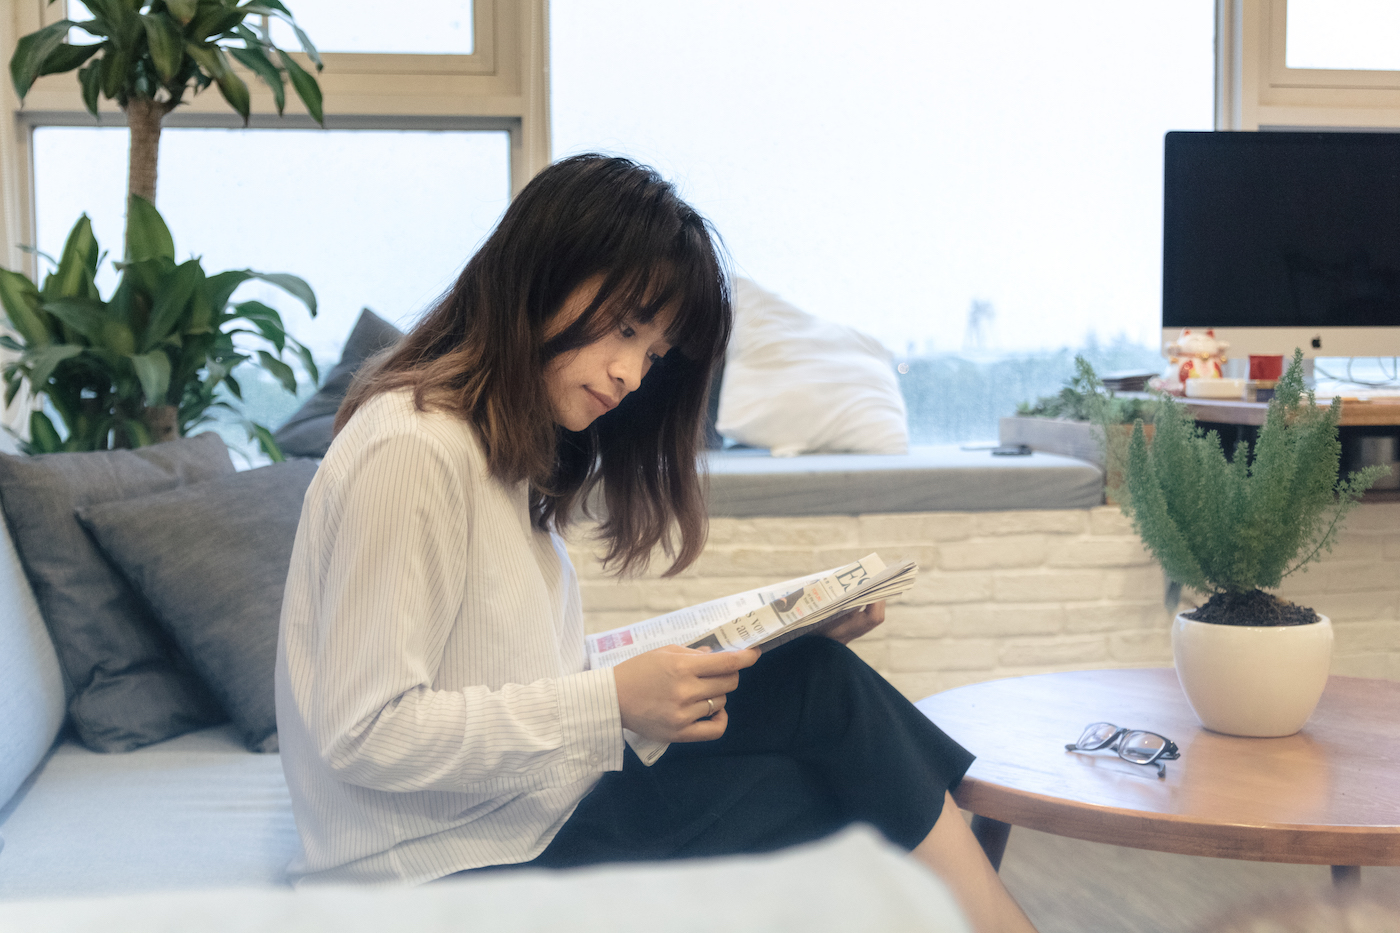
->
[914, 668, 1400, 866]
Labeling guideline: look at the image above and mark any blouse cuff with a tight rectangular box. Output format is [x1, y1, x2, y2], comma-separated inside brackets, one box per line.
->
[556, 667, 626, 774]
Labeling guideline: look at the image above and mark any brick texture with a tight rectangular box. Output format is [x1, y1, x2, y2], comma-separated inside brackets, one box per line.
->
[566, 503, 1400, 701]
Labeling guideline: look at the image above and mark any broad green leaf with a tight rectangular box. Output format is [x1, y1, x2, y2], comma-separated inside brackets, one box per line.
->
[224, 371, 243, 399]
[244, 1, 293, 16]
[42, 297, 106, 342]
[118, 417, 152, 448]
[247, 421, 286, 462]
[183, 40, 226, 79]
[0, 269, 51, 347]
[276, 49, 322, 125]
[228, 45, 284, 114]
[10, 20, 73, 99]
[101, 318, 137, 355]
[256, 349, 296, 393]
[140, 13, 184, 82]
[48, 214, 99, 300]
[126, 196, 175, 262]
[99, 38, 131, 98]
[0, 335, 23, 352]
[184, 287, 214, 334]
[293, 341, 319, 385]
[248, 271, 317, 315]
[212, 55, 251, 121]
[130, 349, 172, 404]
[187, 6, 246, 43]
[4, 374, 22, 409]
[204, 269, 251, 310]
[143, 259, 203, 349]
[284, 19, 321, 70]
[78, 59, 102, 116]
[23, 343, 84, 388]
[165, 0, 198, 25]
[38, 41, 103, 77]
[28, 411, 64, 453]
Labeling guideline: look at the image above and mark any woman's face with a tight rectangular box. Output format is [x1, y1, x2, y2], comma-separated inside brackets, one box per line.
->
[544, 277, 674, 432]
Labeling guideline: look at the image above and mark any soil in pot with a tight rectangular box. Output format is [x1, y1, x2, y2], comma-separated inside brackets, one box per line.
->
[1183, 589, 1319, 627]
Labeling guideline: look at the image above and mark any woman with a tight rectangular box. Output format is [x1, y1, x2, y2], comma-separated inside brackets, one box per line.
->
[275, 154, 1036, 932]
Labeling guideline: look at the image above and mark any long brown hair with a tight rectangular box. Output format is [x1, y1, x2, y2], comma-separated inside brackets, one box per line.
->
[337, 155, 731, 576]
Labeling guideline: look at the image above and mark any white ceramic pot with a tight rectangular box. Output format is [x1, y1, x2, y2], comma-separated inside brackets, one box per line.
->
[1171, 612, 1333, 737]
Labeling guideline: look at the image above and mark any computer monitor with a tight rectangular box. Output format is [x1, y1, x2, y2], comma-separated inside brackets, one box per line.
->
[1162, 130, 1400, 359]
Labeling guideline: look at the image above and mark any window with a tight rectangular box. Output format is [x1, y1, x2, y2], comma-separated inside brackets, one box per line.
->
[1220, 0, 1400, 130]
[552, 1, 1214, 442]
[1, 0, 547, 449]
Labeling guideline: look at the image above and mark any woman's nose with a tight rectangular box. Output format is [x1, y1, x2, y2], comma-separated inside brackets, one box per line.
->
[611, 350, 648, 392]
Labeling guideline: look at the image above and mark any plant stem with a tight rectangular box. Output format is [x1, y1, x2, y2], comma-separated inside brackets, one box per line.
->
[142, 404, 178, 445]
[125, 96, 166, 207]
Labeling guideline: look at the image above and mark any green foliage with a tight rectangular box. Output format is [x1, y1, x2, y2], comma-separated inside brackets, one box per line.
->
[1016, 355, 1156, 424]
[10, 0, 323, 123]
[1108, 350, 1388, 596]
[0, 200, 317, 457]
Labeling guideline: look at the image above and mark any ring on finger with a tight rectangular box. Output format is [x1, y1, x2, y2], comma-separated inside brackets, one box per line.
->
[706, 697, 715, 717]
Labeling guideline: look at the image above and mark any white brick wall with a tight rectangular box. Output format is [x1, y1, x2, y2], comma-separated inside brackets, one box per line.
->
[565, 503, 1400, 701]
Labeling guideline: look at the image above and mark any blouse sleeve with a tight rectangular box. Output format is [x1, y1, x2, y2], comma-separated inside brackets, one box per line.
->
[289, 427, 624, 795]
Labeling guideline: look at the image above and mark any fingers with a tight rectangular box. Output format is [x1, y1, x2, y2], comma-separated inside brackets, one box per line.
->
[673, 707, 728, 743]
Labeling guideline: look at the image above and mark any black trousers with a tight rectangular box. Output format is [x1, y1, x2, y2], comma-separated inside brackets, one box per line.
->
[525, 637, 975, 868]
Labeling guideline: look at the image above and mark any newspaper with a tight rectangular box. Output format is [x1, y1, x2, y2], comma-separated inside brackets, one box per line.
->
[591, 552, 917, 766]
[586, 553, 917, 668]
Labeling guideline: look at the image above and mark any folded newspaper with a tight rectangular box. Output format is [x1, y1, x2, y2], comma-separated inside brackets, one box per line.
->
[589, 552, 916, 764]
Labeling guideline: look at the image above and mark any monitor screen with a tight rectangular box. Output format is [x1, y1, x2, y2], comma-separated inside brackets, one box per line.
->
[1162, 131, 1400, 357]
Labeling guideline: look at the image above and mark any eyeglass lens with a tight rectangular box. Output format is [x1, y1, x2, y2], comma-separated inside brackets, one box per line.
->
[1118, 731, 1167, 764]
[1076, 722, 1120, 749]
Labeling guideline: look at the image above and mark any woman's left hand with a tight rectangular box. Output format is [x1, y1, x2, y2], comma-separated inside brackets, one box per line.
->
[822, 600, 886, 645]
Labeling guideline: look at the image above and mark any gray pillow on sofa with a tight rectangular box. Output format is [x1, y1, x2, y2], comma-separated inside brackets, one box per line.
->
[0, 434, 233, 752]
[274, 308, 404, 458]
[77, 459, 320, 754]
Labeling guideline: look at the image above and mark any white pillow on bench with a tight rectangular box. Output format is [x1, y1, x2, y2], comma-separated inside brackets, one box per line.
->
[716, 279, 909, 457]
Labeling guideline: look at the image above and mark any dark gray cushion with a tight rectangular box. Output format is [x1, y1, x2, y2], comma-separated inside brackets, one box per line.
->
[0, 434, 233, 752]
[274, 308, 404, 458]
[77, 459, 319, 754]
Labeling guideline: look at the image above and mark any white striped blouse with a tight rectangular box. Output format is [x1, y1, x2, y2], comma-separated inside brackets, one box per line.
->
[275, 389, 625, 885]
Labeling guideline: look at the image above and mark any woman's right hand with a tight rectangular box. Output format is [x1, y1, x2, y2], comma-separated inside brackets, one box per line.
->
[613, 644, 760, 743]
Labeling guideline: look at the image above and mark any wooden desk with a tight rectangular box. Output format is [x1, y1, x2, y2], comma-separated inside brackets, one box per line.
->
[1182, 396, 1400, 427]
[915, 669, 1400, 886]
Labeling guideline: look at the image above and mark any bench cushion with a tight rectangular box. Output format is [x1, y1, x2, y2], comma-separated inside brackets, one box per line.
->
[0, 725, 296, 899]
[705, 445, 1104, 517]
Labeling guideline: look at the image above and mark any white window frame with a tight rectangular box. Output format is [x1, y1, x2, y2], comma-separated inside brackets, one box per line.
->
[1218, 0, 1400, 129]
[0, 0, 549, 279]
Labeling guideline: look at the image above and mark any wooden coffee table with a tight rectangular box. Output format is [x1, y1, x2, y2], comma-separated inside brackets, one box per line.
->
[914, 668, 1400, 886]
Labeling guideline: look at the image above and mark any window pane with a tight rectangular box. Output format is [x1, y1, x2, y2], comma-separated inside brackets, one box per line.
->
[552, 0, 1214, 442]
[33, 127, 509, 453]
[268, 0, 474, 55]
[1287, 0, 1400, 71]
[65, 1, 474, 56]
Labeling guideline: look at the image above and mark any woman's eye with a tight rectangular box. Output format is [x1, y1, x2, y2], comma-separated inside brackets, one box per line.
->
[619, 324, 636, 339]
[647, 352, 664, 364]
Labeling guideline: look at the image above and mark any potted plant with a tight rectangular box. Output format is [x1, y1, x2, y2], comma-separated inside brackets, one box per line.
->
[3, 1, 325, 454]
[0, 201, 316, 454]
[1001, 356, 1156, 496]
[1110, 350, 1388, 737]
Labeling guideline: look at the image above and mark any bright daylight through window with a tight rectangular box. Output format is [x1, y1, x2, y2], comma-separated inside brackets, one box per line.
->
[32, 128, 510, 458]
[551, 0, 1216, 443]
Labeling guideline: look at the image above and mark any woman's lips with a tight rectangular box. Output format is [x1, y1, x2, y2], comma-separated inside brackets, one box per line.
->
[586, 387, 618, 413]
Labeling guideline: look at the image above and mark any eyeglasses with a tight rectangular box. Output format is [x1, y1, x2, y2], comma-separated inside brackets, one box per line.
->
[1065, 722, 1180, 778]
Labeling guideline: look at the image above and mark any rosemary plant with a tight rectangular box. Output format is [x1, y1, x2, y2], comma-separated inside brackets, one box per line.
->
[1112, 350, 1387, 625]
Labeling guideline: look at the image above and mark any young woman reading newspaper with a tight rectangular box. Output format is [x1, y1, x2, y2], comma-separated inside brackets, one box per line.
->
[274, 155, 1036, 932]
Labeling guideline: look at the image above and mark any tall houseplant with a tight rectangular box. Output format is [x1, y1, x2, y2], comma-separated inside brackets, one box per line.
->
[5, 0, 325, 451]
[11, 0, 323, 215]
[1108, 350, 1388, 735]
[0, 199, 316, 454]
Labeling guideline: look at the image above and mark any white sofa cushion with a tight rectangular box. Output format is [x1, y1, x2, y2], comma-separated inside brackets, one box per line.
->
[0, 725, 296, 899]
[716, 279, 909, 457]
[0, 472, 65, 814]
[0, 824, 972, 933]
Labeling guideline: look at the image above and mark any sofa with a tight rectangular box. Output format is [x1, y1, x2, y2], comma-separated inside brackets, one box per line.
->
[0, 426, 974, 931]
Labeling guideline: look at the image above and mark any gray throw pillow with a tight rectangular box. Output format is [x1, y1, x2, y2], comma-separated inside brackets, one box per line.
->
[77, 459, 320, 754]
[0, 434, 233, 752]
[274, 308, 404, 458]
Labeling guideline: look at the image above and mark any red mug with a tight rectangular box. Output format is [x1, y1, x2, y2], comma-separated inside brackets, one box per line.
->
[1248, 354, 1284, 381]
